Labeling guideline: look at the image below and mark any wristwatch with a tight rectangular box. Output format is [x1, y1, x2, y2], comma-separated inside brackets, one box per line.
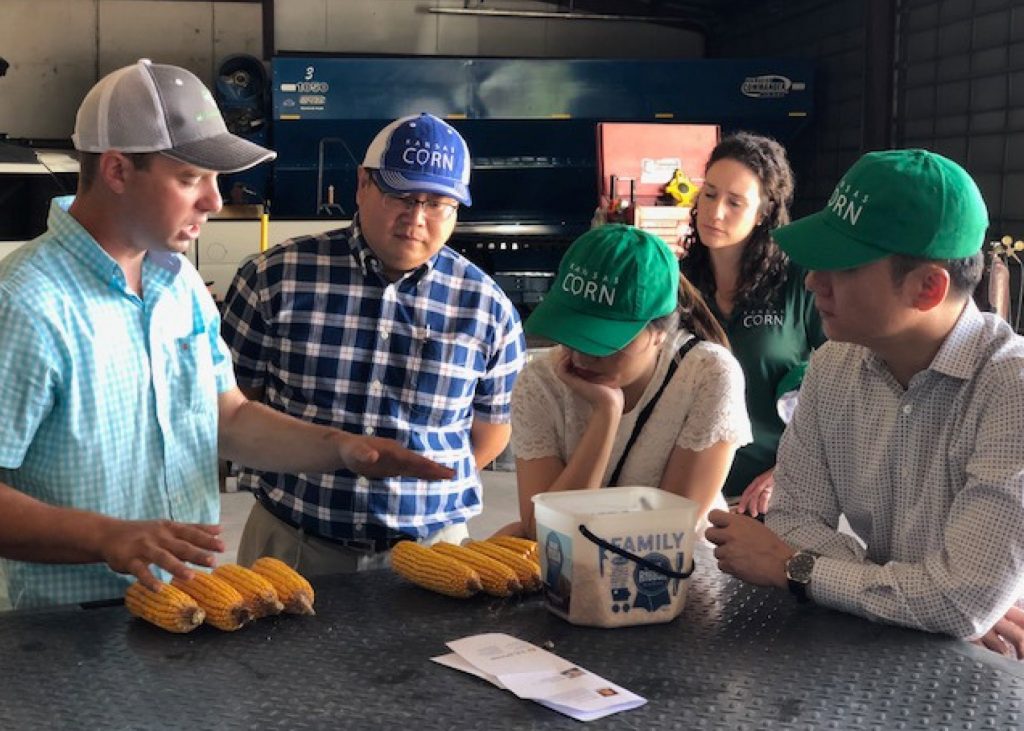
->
[785, 550, 819, 603]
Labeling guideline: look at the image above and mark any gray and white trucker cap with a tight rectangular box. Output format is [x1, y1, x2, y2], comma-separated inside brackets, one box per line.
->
[72, 58, 275, 173]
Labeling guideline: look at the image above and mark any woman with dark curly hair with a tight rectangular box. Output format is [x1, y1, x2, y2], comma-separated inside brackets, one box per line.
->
[680, 132, 825, 516]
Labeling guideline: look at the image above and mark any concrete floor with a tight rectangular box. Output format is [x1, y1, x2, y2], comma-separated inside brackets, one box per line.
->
[218, 469, 520, 564]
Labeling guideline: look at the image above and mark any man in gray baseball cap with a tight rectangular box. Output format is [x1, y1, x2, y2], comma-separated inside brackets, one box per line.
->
[0, 60, 452, 609]
[73, 58, 275, 173]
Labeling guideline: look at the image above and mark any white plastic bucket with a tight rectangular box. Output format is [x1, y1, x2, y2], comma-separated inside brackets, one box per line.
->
[532, 486, 699, 628]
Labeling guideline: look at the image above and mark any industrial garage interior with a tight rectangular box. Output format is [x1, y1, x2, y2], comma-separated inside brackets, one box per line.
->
[4, 1, 1023, 287]
[2, 1, 1024, 728]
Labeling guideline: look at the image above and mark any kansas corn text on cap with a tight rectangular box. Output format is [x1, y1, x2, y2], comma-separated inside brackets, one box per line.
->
[525, 224, 678, 357]
[362, 113, 472, 206]
[773, 148, 988, 271]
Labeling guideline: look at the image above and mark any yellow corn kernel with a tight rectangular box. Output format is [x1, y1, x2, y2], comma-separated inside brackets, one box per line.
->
[250, 557, 316, 616]
[466, 541, 542, 592]
[432, 542, 522, 597]
[391, 541, 482, 598]
[124, 581, 205, 634]
[213, 564, 284, 619]
[172, 572, 252, 631]
[486, 535, 540, 564]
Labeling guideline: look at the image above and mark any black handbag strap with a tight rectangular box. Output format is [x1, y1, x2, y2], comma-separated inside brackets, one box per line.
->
[608, 336, 701, 487]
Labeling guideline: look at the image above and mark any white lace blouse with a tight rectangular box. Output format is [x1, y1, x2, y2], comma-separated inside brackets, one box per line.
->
[511, 330, 753, 510]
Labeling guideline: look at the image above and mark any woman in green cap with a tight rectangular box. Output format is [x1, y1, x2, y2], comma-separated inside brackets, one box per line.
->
[502, 223, 752, 539]
[680, 132, 825, 517]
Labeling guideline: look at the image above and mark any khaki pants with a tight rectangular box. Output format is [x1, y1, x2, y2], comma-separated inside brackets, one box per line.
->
[236, 501, 470, 576]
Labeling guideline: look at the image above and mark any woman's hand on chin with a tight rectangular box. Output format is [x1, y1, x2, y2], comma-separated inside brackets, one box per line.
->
[554, 348, 624, 413]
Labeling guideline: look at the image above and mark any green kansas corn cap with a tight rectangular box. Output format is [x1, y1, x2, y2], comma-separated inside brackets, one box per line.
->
[773, 149, 988, 271]
[525, 224, 678, 356]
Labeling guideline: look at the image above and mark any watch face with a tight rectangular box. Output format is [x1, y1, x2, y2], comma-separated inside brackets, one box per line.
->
[786, 552, 815, 584]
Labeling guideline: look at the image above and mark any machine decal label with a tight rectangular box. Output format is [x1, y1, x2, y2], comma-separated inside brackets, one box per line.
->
[296, 81, 330, 93]
[741, 75, 805, 98]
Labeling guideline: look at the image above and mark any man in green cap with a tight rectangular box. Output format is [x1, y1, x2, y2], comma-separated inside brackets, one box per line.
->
[705, 149, 1024, 659]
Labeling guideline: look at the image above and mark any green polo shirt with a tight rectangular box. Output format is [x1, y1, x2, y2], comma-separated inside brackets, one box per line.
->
[710, 262, 825, 498]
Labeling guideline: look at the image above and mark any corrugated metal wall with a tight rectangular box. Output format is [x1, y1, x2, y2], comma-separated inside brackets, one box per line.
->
[896, 0, 1024, 241]
[712, 0, 1024, 239]
[707, 0, 868, 219]
[709, 0, 1024, 325]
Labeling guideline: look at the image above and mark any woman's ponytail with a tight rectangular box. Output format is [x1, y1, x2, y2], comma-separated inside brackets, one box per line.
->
[677, 274, 729, 348]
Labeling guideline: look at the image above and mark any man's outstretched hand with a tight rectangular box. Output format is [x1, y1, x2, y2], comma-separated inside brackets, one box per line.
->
[337, 434, 456, 481]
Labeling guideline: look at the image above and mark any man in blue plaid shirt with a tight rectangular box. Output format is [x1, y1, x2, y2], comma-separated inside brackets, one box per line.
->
[0, 62, 452, 609]
[222, 113, 526, 574]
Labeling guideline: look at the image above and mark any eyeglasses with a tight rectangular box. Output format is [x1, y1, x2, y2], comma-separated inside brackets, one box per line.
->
[373, 179, 459, 222]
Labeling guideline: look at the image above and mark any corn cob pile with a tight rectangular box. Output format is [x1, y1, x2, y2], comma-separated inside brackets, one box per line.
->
[466, 540, 543, 593]
[172, 572, 252, 631]
[125, 558, 315, 633]
[213, 564, 285, 619]
[251, 556, 316, 616]
[391, 536, 541, 599]
[487, 535, 540, 564]
[124, 582, 205, 634]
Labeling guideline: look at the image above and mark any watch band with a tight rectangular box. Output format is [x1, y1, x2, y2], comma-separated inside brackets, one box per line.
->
[787, 575, 811, 603]
[785, 550, 819, 604]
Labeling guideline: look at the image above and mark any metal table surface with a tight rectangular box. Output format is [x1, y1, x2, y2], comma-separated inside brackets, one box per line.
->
[1, 553, 1023, 731]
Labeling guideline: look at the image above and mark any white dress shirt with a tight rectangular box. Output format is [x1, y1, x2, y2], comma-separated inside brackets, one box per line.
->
[769, 301, 1024, 639]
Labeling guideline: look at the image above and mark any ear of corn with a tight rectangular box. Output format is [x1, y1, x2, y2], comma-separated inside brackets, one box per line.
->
[213, 564, 284, 618]
[125, 581, 205, 633]
[466, 541, 543, 592]
[250, 557, 316, 615]
[172, 572, 252, 631]
[431, 542, 522, 597]
[391, 541, 481, 598]
[486, 535, 539, 564]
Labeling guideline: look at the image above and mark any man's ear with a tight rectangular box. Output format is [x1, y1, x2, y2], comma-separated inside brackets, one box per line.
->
[98, 151, 131, 194]
[354, 166, 372, 207]
[356, 166, 372, 190]
[911, 264, 951, 311]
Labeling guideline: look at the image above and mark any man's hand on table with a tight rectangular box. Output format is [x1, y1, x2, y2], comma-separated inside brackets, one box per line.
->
[95, 518, 225, 591]
[336, 434, 456, 480]
[974, 606, 1024, 660]
[705, 509, 794, 589]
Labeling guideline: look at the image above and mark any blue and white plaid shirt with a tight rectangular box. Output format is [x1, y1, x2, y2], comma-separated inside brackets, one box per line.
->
[0, 197, 235, 608]
[221, 216, 525, 543]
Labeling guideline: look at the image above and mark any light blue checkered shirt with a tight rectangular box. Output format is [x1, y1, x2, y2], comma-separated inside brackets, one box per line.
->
[0, 197, 236, 608]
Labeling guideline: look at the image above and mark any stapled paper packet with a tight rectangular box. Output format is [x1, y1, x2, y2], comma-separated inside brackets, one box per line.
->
[432, 632, 646, 722]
